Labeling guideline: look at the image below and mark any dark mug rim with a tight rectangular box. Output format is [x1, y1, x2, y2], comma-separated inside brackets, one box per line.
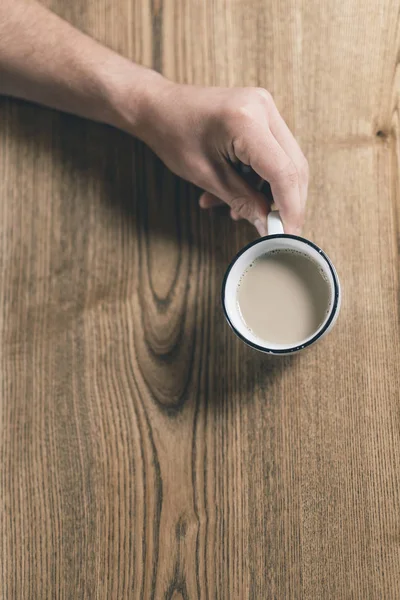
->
[221, 234, 340, 354]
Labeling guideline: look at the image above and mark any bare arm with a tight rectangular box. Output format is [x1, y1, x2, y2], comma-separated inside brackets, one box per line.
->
[0, 0, 308, 235]
[0, 0, 163, 131]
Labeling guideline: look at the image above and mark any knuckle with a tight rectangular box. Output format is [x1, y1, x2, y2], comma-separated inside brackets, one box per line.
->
[230, 196, 253, 220]
[273, 160, 299, 187]
[254, 87, 272, 104]
[223, 87, 273, 126]
[237, 105, 253, 121]
[287, 169, 300, 187]
[194, 161, 213, 187]
[223, 95, 256, 125]
[225, 104, 254, 128]
[232, 135, 248, 161]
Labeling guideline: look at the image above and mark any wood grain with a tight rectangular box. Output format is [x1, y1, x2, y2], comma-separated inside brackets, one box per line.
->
[1, 0, 400, 598]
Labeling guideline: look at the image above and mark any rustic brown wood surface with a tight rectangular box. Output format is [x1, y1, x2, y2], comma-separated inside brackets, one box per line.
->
[1, 0, 400, 598]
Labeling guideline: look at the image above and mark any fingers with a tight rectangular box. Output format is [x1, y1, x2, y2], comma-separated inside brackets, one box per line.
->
[199, 192, 225, 208]
[266, 101, 309, 213]
[233, 127, 303, 234]
[198, 89, 308, 236]
[200, 163, 270, 236]
[200, 189, 268, 237]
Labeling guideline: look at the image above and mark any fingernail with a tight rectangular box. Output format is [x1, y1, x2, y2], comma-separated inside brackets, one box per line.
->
[254, 218, 268, 237]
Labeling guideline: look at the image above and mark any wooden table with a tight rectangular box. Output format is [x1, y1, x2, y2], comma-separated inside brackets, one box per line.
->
[1, 1, 400, 598]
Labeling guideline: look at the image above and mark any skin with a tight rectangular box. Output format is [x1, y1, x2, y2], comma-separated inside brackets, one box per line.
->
[0, 0, 308, 235]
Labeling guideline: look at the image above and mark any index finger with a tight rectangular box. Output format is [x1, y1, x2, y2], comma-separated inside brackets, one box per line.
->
[233, 128, 304, 234]
[267, 102, 309, 213]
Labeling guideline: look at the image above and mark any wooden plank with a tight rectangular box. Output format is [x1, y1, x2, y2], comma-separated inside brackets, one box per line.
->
[1, 0, 400, 597]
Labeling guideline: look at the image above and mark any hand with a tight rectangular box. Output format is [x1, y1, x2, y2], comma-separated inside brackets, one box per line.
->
[137, 82, 308, 236]
[0, 0, 307, 236]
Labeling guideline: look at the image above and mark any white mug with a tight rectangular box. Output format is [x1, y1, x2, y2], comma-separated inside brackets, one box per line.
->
[221, 212, 341, 354]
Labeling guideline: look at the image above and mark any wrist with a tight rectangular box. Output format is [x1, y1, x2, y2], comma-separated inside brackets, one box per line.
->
[98, 58, 173, 141]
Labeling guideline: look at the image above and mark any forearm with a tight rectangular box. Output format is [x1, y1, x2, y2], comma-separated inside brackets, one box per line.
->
[0, 0, 165, 137]
[0, 0, 307, 234]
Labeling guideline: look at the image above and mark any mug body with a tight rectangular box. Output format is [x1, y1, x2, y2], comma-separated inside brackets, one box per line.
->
[222, 233, 341, 355]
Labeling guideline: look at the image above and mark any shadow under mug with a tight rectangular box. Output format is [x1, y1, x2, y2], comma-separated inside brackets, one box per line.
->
[221, 212, 341, 355]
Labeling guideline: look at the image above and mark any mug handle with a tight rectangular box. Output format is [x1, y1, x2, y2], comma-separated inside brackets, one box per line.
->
[267, 211, 284, 235]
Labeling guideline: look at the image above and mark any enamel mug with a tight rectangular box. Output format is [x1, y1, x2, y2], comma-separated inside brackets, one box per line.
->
[221, 212, 341, 355]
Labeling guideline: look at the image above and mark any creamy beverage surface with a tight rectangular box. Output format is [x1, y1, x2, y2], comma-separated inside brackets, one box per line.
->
[237, 250, 331, 345]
